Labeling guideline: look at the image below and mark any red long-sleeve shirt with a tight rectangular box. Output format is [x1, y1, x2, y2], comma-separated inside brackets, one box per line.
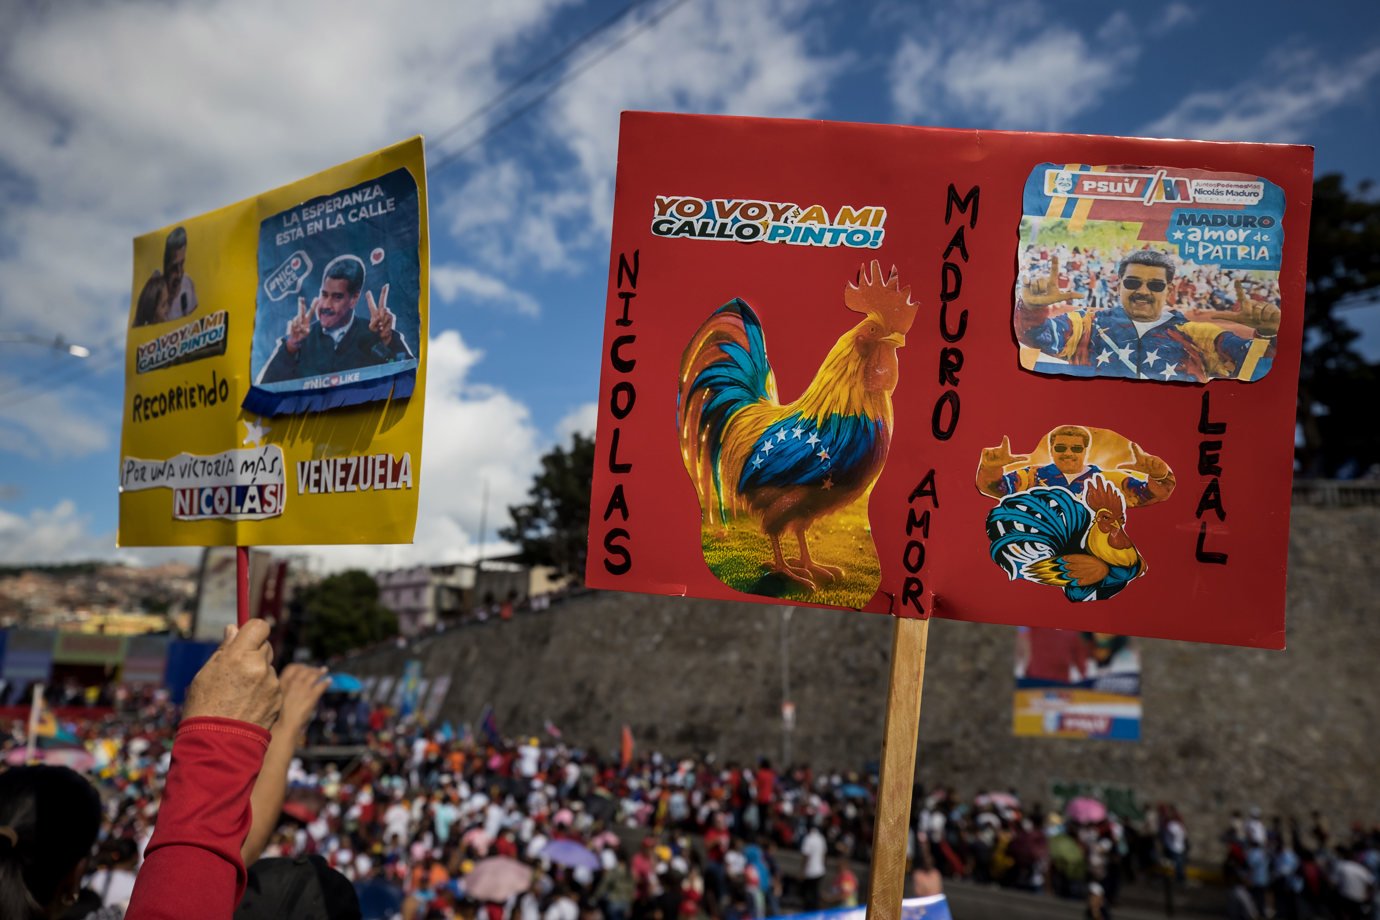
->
[125, 716, 270, 919]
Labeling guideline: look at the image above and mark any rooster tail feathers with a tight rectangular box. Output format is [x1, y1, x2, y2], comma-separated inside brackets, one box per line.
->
[985, 487, 1091, 578]
[677, 299, 778, 521]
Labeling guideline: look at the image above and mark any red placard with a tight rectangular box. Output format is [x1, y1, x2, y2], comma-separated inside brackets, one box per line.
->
[587, 113, 1312, 649]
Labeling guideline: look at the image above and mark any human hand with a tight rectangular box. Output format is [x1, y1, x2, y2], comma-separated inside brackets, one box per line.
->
[1020, 256, 1084, 308]
[1234, 281, 1281, 336]
[1117, 442, 1169, 480]
[980, 435, 1029, 470]
[276, 664, 329, 736]
[367, 284, 394, 346]
[286, 296, 318, 353]
[183, 619, 282, 730]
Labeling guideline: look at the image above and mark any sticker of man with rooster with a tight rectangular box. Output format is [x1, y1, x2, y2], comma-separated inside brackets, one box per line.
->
[976, 426, 1176, 602]
[676, 261, 917, 608]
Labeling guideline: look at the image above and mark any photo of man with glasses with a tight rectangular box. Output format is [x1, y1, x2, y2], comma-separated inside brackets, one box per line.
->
[1014, 248, 1280, 383]
[976, 426, 1175, 509]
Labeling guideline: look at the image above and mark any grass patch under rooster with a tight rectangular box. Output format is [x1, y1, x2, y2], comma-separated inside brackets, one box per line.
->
[699, 494, 881, 608]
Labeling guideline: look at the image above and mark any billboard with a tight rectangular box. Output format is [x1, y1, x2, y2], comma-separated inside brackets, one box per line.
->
[1013, 627, 1141, 741]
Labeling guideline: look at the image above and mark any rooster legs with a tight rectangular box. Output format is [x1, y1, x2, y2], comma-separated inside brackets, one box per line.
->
[763, 532, 817, 589]
[790, 526, 844, 584]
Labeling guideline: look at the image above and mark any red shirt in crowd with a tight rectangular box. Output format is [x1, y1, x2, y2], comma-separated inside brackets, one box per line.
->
[755, 766, 776, 805]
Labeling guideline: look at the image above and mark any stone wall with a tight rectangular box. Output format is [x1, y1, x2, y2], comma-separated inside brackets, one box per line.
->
[342, 505, 1380, 852]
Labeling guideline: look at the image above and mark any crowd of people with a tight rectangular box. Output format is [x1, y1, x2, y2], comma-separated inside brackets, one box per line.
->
[0, 622, 1375, 919]
[1018, 242, 1284, 315]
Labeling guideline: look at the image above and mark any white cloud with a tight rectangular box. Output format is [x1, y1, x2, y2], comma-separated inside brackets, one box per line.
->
[554, 401, 598, 444]
[431, 263, 542, 317]
[0, 498, 200, 566]
[889, 3, 1140, 130]
[1157, 3, 1197, 32]
[0, 500, 113, 563]
[1141, 47, 1380, 144]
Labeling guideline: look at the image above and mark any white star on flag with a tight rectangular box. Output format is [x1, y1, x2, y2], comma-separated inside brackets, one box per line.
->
[806, 432, 820, 448]
[752, 454, 764, 468]
[1159, 362, 1179, 380]
[1096, 350, 1112, 366]
[817, 448, 830, 461]
[242, 418, 271, 447]
[791, 426, 804, 439]
[762, 440, 774, 454]
[776, 429, 788, 442]
[1144, 348, 1160, 366]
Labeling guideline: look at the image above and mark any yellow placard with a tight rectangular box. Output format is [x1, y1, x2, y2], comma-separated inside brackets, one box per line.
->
[118, 138, 428, 547]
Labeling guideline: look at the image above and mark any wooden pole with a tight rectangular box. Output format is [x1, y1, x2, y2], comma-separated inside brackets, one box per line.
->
[24, 682, 44, 764]
[864, 615, 931, 920]
[236, 545, 251, 627]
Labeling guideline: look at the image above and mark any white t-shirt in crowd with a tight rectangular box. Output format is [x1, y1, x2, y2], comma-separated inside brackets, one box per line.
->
[802, 828, 827, 880]
[90, 868, 137, 908]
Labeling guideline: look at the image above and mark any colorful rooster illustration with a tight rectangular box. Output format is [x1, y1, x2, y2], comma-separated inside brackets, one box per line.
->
[985, 477, 1144, 602]
[676, 262, 919, 592]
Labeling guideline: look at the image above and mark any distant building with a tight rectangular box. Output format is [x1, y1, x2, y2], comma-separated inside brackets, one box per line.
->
[376, 560, 573, 637]
[376, 566, 442, 637]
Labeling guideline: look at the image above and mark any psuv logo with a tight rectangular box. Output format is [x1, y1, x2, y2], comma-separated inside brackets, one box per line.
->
[1044, 169, 1195, 205]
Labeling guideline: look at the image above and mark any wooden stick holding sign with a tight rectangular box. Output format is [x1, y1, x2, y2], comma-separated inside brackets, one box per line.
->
[236, 545, 250, 627]
[864, 614, 931, 920]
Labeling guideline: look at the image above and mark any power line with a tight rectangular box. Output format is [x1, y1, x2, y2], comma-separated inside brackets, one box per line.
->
[430, 0, 694, 175]
[428, 0, 647, 150]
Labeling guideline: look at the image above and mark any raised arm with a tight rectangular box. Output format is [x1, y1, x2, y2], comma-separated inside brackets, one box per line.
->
[125, 620, 282, 920]
[1014, 256, 1089, 359]
[241, 664, 328, 865]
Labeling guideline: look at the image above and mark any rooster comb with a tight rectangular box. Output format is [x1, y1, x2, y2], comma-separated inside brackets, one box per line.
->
[1084, 476, 1126, 517]
[844, 260, 919, 333]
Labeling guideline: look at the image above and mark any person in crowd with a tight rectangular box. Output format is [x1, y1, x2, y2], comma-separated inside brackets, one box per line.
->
[1016, 248, 1280, 382]
[88, 837, 139, 912]
[258, 255, 412, 384]
[0, 764, 102, 919]
[799, 822, 827, 910]
[124, 619, 282, 919]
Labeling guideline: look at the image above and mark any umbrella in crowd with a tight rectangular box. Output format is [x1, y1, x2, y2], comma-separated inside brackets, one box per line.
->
[462, 856, 533, 903]
[975, 791, 1021, 810]
[461, 827, 493, 856]
[541, 839, 601, 871]
[328, 673, 364, 693]
[590, 831, 620, 850]
[1065, 796, 1107, 824]
[5, 746, 96, 771]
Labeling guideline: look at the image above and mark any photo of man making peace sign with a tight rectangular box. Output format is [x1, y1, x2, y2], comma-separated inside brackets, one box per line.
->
[257, 254, 414, 385]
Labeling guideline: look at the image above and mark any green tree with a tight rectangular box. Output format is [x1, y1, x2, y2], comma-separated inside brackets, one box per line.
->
[500, 432, 595, 580]
[296, 570, 398, 658]
[1299, 175, 1380, 476]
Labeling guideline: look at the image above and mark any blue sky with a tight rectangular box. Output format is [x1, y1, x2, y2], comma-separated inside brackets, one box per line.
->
[0, 0, 1377, 568]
